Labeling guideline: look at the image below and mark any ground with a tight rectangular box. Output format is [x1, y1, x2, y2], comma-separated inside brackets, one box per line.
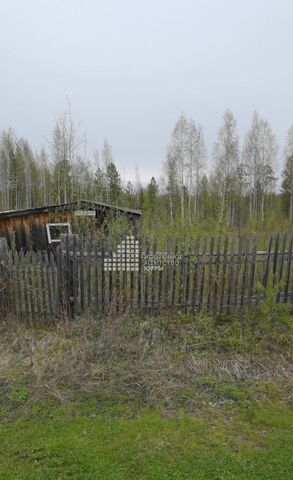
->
[0, 308, 292, 479]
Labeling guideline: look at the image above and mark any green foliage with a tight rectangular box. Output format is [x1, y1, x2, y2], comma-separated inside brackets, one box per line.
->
[106, 162, 122, 205]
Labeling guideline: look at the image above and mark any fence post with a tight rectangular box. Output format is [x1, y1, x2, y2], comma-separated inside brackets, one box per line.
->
[60, 234, 80, 320]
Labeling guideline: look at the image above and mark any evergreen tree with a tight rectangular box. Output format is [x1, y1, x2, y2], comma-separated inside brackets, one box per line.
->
[145, 177, 158, 213]
[281, 126, 293, 221]
[106, 162, 121, 205]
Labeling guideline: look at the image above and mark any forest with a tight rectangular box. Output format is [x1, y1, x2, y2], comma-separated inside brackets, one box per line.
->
[1, 105, 293, 240]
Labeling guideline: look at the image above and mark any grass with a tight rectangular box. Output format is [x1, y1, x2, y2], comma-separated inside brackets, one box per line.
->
[0, 401, 292, 479]
[0, 309, 292, 479]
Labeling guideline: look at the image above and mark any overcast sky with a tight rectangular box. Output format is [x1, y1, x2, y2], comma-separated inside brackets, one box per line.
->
[0, 0, 292, 183]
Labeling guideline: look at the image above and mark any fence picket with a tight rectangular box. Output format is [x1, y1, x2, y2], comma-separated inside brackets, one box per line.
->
[249, 238, 257, 306]
[171, 239, 178, 308]
[151, 239, 157, 315]
[273, 234, 280, 287]
[178, 241, 185, 308]
[191, 237, 200, 312]
[263, 236, 273, 288]
[213, 235, 222, 314]
[207, 237, 215, 310]
[227, 237, 236, 308]
[219, 236, 229, 310]
[5, 231, 293, 323]
[199, 237, 208, 311]
[284, 234, 293, 303]
[185, 243, 192, 313]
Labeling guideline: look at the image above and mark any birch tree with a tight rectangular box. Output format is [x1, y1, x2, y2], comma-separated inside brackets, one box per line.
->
[212, 110, 239, 226]
[242, 112, 278, 220]
[185, 121, 206, 223]
[50, 103, 84, 204]
[168, 114, 188, 223]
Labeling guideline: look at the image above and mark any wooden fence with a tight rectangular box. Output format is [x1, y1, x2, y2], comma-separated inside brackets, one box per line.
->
[1, 233, 293, 324]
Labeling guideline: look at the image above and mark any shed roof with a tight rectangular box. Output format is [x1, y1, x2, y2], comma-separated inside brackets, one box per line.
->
[0, 200, 142, 220]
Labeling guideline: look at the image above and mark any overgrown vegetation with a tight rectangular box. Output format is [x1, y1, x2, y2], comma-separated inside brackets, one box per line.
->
[0, 304, 292, 478]
[1, 107, 293, 244]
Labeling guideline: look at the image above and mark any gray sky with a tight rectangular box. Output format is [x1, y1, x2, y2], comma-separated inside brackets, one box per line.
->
[0, 0, 292, 183]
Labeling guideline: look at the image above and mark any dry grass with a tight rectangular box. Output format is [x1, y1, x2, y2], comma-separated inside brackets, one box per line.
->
[0, 313, 292, 418]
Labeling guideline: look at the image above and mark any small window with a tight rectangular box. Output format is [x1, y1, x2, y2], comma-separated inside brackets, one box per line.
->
[46, 223, 72, 243]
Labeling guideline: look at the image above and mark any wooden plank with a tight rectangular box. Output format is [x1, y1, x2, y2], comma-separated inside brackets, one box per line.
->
[33, 253, 41, 322]
[72, 235, 78, 318]
[272, 234, 280, 287]
[199, 237, 208, 311]
[144, 239, 150, 314]
[137, 238, 142, 314]
[284, 234, 293, 303]
[15, 252, 23, 321]
[129, 238, 135, 313]
[151, 239, 157, 316]
[235, 236, 243, 307]
[191, 237, 200, 312]
[57, 245, 65, 317]
[226, 237, 236, 308]
[45, 252, 53, 322]
[219, 236, 229, 310]
[185, 242, 192, 313]
[108, 244, 114, 314]
[277, 233, 287, 302]
[121, 237, 127, 314]
[28, 253, 36, 325]
[157, 245, 163, 313]
[50, 252, 57, 311]
[12, 261, 20, 322]
[80, 244, 85, 313]
[94, 243, 99, 315]
[87, 240, 92, 310]
[101, 240, 105, 316]
[212, 235, 222, 314]
[262, 236, 273, 288]
[164, 237, 172, 309]
[178, 241, 185, 309]
[207, 236, 215, 311]
[171, 239, 178, 308]
[116, 242, 121, 315]
[248, 238, 257, 306]
[23, 255, 31, 324]
[40, 254, 48, 323]
[240, 238, 250, 308]
[65, 234, 70, 317]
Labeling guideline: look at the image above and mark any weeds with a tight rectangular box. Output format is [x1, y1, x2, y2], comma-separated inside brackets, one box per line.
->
[0, 309, 292, 419]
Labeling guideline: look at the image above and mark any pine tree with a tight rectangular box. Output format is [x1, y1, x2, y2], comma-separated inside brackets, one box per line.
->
[106, 162, 121, 205]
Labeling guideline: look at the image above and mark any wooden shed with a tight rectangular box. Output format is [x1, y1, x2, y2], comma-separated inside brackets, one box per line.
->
[0, 200, 141, 252]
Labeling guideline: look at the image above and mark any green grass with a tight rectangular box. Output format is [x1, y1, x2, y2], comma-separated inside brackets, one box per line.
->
[0, 400, 292, 479]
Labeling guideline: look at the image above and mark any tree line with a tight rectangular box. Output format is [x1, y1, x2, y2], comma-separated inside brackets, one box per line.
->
[1, 105, 293, 234]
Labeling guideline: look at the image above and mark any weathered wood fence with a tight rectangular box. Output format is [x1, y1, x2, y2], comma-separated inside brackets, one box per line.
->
[1, 233, 293, 323]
